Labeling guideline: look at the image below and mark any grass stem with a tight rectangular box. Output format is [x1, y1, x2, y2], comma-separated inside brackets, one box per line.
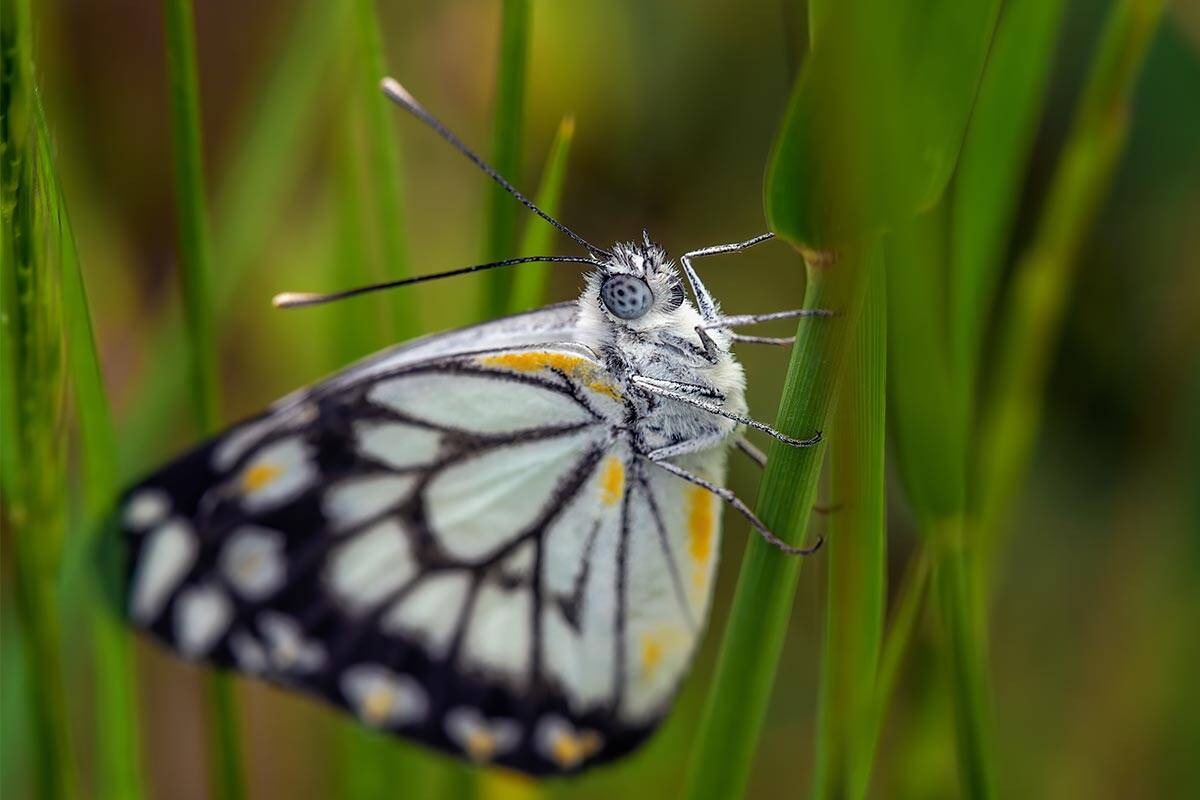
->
[974, 0, 1166, 583]
[481, 0, 530, 318]
[33, 92, 145, 800]
[931, 517, 995, 799]
[1, 1, 78, 795]
[683, 243, 875, 800]
[812, 245, 886, 800]
[161, 0, 245, 796]
[351, 0, 413, 340]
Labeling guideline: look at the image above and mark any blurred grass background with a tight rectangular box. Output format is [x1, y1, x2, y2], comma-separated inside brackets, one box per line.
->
[2, 0, 1199, 798]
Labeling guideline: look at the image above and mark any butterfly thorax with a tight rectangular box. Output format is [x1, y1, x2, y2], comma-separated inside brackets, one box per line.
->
[575, 242, 748, 457]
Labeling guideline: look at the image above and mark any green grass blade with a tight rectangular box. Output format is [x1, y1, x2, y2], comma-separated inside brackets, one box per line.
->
[866, 546, 931, 775]
[682, 243, 874, 800]
[328, 103, 385, 366]
[481, 0, 531, 318]
[32, 92, 145, 800]
[887, 206, 997, 799]
[765, 1, 1003, 247]
[812, 252, 886, 800]
[880, 2, 1071, 794]
[121, 0, 346, 471]
[1, 2, 78, 795]
[947, 0, 1067, 389]
[211, 0, 344, 280]
[692, 3, 1005, 796]
[974, 0, 1166, 578]
[162, 0, 219, 433]
[931, 517, 993, 798]
[352, 0, 413, 340]
[508, 115, 575, 314]
[160, 1, 244, 797]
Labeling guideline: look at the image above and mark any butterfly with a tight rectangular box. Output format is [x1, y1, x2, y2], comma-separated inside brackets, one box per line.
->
[116, 77, 829, 775]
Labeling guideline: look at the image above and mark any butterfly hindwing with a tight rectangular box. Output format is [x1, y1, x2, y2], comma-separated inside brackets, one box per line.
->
[119, 329, 725, 774]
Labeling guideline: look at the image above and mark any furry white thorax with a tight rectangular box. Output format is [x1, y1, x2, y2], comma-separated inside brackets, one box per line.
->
[575, 241, 748, 453]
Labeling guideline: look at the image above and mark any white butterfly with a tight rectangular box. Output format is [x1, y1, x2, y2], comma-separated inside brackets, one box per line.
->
[118, 78, 828, 775]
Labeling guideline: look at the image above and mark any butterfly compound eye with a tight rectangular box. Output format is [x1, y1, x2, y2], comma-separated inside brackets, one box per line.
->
[600, 274, 654, 320]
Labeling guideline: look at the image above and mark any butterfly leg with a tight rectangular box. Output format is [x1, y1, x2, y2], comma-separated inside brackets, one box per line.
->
[679, 232, 775, 322]
[647, 456, 822, 556]
[734, 436, 768, 468]
[631, 375, 822, 449]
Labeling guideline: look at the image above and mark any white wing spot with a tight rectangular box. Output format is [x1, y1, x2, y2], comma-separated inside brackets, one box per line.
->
[237, 437, 317, 512]
[124, 488, 171, 531]
[353, 420, 442, 470]
[444, 707, 521, 763]
[326, 519, 416, 613]
[323, 474, 417, 529]
[174, 584, 232, 658]
[130, 519, 198, 623]
[219, 526, 286, 600]
[258, 612, 326, 674]
[211, 405, 315, 472]
[535, 715, 603, 769]
[341, 664, 428, 728]
[229, 630, 268, 674]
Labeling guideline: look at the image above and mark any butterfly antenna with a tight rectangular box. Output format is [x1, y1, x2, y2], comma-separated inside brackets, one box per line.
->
[381, 78, 611, 259]
[273, 255, 603, 309]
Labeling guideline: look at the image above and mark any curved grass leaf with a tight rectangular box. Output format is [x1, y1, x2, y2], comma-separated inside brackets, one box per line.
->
[765, 1, 1003, 248]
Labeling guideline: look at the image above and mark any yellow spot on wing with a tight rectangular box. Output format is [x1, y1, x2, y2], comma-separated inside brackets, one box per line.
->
[480, 351, 623, 402]
[640, 633, 664, 678]
[550, 730, 602, 768]
[361, 687, 395, 724]
[687, 486, 716, 563]
[600, 456, 625, 505]
[241, 463, 282, 493]
[464, 729, 498, 762]
[687, 486, 718, 590]
[482, 351, 587, 373]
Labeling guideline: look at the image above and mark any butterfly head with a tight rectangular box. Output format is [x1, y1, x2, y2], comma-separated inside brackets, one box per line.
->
[588, 234, 689, 331]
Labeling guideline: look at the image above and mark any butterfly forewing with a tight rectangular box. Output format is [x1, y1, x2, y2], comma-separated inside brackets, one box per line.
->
[119, 328, 725, 774]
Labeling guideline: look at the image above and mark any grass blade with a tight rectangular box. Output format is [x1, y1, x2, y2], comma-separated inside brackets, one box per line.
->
[766, 1, 1003, 247]
[508, 115, 575, 314]
[948, 0, 1067, 389]
[1, 2, 78, 795]
[32, 93, 145, 799]
[880, 0, 1073, 789]
[162, 0, 219, 433]
[684, 3, 1004, 795]
[351, 0, 413, 340]
[812, 252, 886, 800]
[481, 0, 531, 317]
[121, 0, 346, 471]
[160, 0, 244, 797]
[974, 0, 1166, 579]
[682, 243, 874, 800]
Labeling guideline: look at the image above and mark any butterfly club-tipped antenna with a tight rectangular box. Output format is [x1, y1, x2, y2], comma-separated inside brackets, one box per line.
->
[380, 77, 611, 260]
